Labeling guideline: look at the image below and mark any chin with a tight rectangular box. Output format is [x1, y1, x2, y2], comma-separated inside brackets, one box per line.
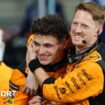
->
[39, 61, 50, 65]
[72, 41, 82, 46]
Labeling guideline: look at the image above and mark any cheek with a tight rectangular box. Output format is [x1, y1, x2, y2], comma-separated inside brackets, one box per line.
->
[34, 49, 39, 56]
[49, 47, 60, 56]
[86, 30, 95, 39]
[49, 49, 58, 56]
[70, 28, 74, 35]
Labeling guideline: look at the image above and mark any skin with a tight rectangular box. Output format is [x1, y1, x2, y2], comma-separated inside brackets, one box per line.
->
[32, 9, 103, 86]
[28, 96, 41, 105]
[33, 35, 66, 65]
[23, 35, 67, 96]
[70, 10, 103, 53]
[27, 35, 68, 105]
[28, 9, 104, 104]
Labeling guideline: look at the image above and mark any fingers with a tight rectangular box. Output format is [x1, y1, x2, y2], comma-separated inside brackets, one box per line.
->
[27, 40, 35, 52]
[25, 87, 30, 95]
[27, 40, 36, 62]
[29, 96, 41, 105]
[22, 85, 27, 93]
[22, 86, 30, 95]
[29, 89, 37, 96]
[22, 70, 38, 96]
[22, 86, 37, 96]
[29, 102, 41, 105]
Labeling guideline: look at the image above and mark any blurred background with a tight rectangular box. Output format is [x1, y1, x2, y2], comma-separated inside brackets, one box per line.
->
[0, 0, 104, 67]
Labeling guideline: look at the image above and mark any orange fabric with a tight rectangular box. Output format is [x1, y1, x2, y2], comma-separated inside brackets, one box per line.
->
[8, 69, 29, 105]
[9, 64, 67, 105]
[42, 64, 67, 105]
[0, 62, 12, 105]
[43, 50, 104, 105]
[8, 34, 36, 105]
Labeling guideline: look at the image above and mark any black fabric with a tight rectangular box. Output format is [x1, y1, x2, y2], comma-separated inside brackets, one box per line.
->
[89, 62, 105, 105]
[29, 55, 68, 73]
[41, 56, 68, 72]
[68, 42, 105, 105]
[9, 81, 19, 91]
[68, 40, 99, 64]
[89, 43, 105, 105]
[16, 60, 27, 77]
[29, 59, 41, 73]
[43, 77, 55, 84]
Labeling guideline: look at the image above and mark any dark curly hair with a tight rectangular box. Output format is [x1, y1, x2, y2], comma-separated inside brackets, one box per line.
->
[31, 14, 69, 42]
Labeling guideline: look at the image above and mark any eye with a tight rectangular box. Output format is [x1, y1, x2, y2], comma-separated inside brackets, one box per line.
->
[34, 41, 40, 47]
[72, 22, 78, 26]
[44, 44, 53, 48]
[81, 24, 88, 29]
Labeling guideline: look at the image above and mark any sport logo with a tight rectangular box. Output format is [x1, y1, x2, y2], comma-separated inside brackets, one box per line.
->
[0, 90, 16, 97]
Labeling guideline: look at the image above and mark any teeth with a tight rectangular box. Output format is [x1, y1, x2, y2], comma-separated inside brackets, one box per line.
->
[74, 35, 81, 40]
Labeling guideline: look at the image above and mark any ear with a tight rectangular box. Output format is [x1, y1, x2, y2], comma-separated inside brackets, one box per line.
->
[97, 25, 103, 36]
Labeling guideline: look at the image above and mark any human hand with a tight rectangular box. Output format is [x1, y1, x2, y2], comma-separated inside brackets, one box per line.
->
[28, 95, 41, 105]
[26, 40, 36, 66]
[28, 95, 64, 105]
[22, 69, 38, 96]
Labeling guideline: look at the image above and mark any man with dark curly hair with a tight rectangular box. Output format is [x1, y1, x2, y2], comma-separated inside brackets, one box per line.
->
[9, 14, 70, 105]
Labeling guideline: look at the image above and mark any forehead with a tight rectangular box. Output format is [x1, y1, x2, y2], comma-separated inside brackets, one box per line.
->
[34, 35, 59, 44]
[73, 10, 95, 25]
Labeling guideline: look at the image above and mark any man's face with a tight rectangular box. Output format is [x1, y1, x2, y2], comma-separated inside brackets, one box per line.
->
[70, 10, 99, 48]
[33, 35, 65, 65]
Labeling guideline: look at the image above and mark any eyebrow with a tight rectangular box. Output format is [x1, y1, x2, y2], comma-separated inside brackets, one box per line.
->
[34, 41, 54, 46]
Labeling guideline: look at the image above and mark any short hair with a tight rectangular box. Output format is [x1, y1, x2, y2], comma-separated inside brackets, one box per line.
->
[31, 14, 69, 42]
[75, 2, 105, 25]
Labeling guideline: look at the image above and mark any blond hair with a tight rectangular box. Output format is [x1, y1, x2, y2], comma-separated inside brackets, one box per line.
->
[75, 2, 105, 25]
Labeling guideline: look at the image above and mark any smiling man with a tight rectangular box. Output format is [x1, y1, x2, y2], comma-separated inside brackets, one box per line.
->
[9, 14, 70, 105]
[28, 2, 105, 105]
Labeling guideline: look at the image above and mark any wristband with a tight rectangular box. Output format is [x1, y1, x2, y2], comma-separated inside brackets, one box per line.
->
[28, 59, 41, 73]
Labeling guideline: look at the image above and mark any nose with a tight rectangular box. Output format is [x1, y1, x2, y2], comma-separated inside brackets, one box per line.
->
[38, 46, 46, 54]
[74, 25, 82, 33]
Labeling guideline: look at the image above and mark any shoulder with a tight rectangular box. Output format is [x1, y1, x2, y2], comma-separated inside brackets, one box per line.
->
[0, 61, 12, 72]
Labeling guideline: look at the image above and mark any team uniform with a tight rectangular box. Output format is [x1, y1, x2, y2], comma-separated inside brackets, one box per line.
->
[8, 58, 68, 105]
[42, 41, 105, 105]
[0, 62, 12, 105]
[8, 61, 29, 105]
[8, 35, 35, 105]
[8, 34, 68, 105]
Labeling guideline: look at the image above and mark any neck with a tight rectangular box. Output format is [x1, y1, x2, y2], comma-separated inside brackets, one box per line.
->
[76, 47, 89, 54]
[51, 52, 66, 65]
[76, 39, 97, 54]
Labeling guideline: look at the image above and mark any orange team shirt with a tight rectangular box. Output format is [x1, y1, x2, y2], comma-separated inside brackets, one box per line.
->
[0, 62, 13, 105]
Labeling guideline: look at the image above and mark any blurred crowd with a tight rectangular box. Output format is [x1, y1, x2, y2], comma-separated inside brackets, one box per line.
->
[1, 0, 105, 67]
